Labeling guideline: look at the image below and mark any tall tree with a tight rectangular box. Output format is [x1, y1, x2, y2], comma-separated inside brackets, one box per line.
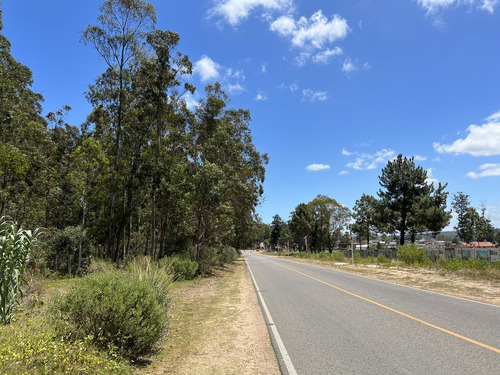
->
[289, 203, 314, 251]
[83, 0, 156, 259]
[270, 214, 284, 248]
[351, 194, 378, 249]
[378, 154, 450, 245]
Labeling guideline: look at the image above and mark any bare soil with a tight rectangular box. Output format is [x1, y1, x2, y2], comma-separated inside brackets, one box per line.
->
[140, 258, 279, 375]
[265, 254, 500, 306]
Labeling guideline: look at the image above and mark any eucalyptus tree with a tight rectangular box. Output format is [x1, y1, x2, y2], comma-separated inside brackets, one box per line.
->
[134, 29, 194, 257]
[83, 0, 156, 259]
[0, 10, 48, 223]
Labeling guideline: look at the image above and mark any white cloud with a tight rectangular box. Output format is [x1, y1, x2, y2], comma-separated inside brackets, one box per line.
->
[414, 155, 428, 161]
[194, 56, 220, 82]
[425, 168, 439, 186]
[417, 0, 498, 14]
[306, 163, 331, 172]
[434, 112, 500, 156]
[271, 11, 348, 49]
[302, 89, 328, 102]
[346, 149, 396, 170]
[342, 58, 357, 73]
[182, 92, 200, 110]
[255, 92, 268, 101]
[339, 170, 349, 175]
[312, 47, 343, 64]
[227, 83, 245, 94]
[210, 0, 294, 26]
[467, 163, 500, 179]
[485, 110, 500, 122]
[261, 63, 267, 73]
[341, 148, 354, 156]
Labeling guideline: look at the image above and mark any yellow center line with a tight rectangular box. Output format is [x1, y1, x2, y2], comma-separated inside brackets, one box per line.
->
[274, 261, 500, 355]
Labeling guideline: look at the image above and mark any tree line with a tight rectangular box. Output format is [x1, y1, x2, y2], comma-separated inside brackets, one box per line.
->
[0, 1, 267, 273]
[264, 155, 499, 252]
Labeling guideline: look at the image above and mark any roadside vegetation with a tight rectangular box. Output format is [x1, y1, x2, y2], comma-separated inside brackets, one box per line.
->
[267, 245, 500, 280]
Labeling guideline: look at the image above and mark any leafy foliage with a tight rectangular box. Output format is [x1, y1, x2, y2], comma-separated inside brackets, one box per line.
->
[0, 216, 40, 323]
[167, 255, 199, 281]
[51, 271, 167, 358]
[0, 322, 130, 375]
[397, 244, 427, 265]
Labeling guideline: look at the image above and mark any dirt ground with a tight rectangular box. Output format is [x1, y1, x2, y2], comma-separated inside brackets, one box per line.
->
[140, 258, 280, 375]
[265, 254, 500, 306]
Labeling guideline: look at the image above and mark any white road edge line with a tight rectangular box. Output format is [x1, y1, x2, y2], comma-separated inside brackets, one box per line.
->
[245, 255, 298, 375]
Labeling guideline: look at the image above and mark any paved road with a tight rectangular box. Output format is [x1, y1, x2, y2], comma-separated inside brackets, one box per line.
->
[243, 251, 500, 375]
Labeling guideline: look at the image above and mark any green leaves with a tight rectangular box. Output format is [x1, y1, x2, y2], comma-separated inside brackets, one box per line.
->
[0, 216, 40, 323]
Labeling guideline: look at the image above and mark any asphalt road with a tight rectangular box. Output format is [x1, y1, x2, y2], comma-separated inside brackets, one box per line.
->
[243, 251, 500, 375]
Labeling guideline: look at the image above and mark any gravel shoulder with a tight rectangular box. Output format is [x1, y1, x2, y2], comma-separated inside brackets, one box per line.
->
[140, 257, 280, 375]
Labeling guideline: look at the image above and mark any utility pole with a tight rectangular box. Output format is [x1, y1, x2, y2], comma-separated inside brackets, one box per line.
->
[350, 229, 354, 264]
[304, 235, 308, 253]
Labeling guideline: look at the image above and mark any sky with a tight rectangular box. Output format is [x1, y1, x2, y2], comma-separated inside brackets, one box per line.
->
[2, 0, 500, 227]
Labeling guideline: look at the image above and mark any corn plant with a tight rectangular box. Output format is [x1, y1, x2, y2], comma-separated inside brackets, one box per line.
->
[0, 216, 40, 324]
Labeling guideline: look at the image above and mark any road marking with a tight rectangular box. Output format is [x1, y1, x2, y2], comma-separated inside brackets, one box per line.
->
[245, 256, 298, 375]
[276, 255, 500, 309]
[274, 262, 500, 355]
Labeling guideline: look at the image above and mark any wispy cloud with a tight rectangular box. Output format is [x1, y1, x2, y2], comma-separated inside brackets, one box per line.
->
[312, 47, 343, 64]
[414, 155, 428, 161]
[346, 149, 396, 170]
[209, 0, 294, 27]
[193, 56, 247, 94]
[342, 58, 357, 73]
[302, 89, 328, 102]
[467, 163, 500, 179]
[306, 163, 331, 172]
[341, 148, 354, 156]
[339, 170, 349, 175]
[434, 111, 500, 156]
[255, 92, 269, 101]
[417, 0, 498, 14]
[425, 168, 439, 186]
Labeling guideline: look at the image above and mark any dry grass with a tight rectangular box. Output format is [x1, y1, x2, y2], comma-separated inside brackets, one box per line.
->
[139, 258, 279, 375]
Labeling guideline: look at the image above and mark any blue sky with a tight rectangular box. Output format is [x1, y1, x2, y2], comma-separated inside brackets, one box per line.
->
[3, 0, 500, 227]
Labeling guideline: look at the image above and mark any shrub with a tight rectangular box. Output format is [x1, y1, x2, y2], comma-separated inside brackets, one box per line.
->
[127, 256, 172, 308]
[397, 244, 427, 265]
[0, 217, 40, 324]
[51, 271, 167, 358]
[377, 254, 391, 264]
[331, 251, 345, 262]
[353, 252, 362, 264]
[217, 246, 240, 264]
[167, 255, 199, 281]
[0, 323, 130, 375]
[47, 226, 92, 276]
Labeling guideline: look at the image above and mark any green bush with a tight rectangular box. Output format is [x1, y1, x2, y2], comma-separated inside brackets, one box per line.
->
[442, 258, 491, 271]
[127, 256, 172, 308]
[217, 246, 240, 264]
[377, 254, 391, 264]
[397, 244, 427, 265]
[47, 226, 92, 276]
[0, 323, 130, 375]
[167, 255, 199, 281]
[331, 251, 345, 262]
[353, 252, 362, 264]
[51, 271, 167, 358]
